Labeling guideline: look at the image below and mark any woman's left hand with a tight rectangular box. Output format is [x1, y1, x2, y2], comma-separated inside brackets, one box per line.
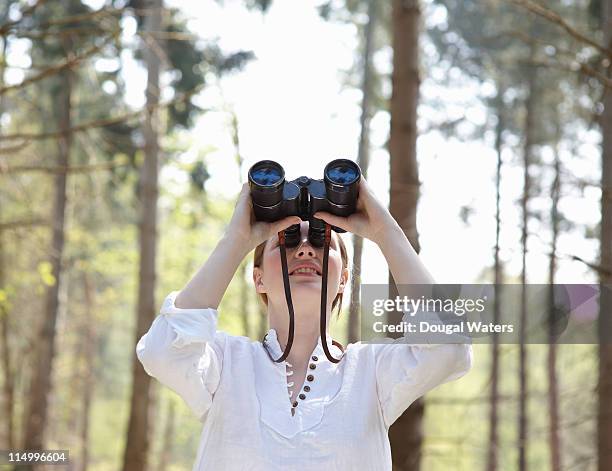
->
[313, 177, 397, 245]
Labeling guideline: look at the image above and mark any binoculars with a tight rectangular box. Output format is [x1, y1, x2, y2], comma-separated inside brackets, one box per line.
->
[248, 159, 361, 248]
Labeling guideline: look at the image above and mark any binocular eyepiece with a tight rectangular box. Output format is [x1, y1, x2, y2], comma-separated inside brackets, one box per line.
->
[248, 159, 361, 248]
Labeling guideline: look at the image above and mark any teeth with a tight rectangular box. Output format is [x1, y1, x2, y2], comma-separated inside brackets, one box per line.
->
[292, 267, 319, 275]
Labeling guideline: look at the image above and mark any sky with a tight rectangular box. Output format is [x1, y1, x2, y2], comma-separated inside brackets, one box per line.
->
[7, 0, 603, 287]
[158, 0, 601, 286]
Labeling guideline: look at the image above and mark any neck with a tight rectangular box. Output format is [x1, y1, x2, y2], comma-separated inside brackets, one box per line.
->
[268, 299, 331, 367]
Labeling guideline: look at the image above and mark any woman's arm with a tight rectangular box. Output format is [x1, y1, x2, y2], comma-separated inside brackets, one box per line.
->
[315, 177, 472, 427]
[314, 177, 434, 283]
[175, 233, 251, 309]
[372, 218, 435, 285]
[176, 183, 301, 309]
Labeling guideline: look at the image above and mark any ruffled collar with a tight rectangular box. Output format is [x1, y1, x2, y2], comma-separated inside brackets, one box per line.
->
[262, 328, 344, 363]
[254, 328, 347, 438]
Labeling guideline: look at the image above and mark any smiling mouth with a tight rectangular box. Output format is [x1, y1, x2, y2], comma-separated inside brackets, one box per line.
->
[289, 267, 322, 276]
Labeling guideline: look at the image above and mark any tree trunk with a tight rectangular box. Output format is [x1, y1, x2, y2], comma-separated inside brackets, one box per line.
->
[388, 1, 422, 470]
[518, 42, 537, 471]
[122, 1, 162, 470]
[156, 401, 175, 471]
[486, 91, 504, 471]
[0, 33, 15, 452]
[0, 286, 12, 450]
[547, 135, 561, 471]
[78, 271, 96, 471]
[348, 0, 375, 344]
[20, 65, 72, 460]
[598, 1, 612, 470]
[230, 111, 250, 338]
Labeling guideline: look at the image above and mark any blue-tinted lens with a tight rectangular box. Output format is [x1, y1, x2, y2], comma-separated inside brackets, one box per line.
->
[251, 167, 283, 186]
[326, 164, 358, 185]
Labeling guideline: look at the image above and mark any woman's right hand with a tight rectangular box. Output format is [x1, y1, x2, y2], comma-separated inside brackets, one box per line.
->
[226, 183, 302, 252]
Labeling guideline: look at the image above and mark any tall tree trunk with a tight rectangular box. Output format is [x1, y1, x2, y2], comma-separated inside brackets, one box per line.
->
[230, 110, 250, 338]
[598, 1, 612, 470]
[0, 33, 15, 452]
[78, 271, 96, 471]
[122, 1, 162, 470]
[518, 42, 537, 471]
[348, 0, 375, 344]
[486, 90, 504, 471]
[547, 135, 561, 471]
[0, 279, 12, 451]
[156, 400, 175, 471]
[388, 1, 422, 470]
[21, 65, 72, 459]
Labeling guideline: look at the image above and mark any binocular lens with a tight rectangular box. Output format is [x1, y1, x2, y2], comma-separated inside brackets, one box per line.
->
[250, 164, 284, 187]
[248, 161, 287, 218]
[323, 159, 361, 208]
[326, 162, 359, 185]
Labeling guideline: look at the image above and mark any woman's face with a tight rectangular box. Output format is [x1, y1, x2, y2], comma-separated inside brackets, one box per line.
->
[253, 221, 348, 313]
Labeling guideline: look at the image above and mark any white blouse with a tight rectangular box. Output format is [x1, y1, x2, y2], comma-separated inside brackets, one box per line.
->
[136, 291, 473, 471]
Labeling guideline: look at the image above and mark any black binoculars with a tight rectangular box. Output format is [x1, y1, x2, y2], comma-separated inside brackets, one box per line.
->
[247, 159, 361, 248]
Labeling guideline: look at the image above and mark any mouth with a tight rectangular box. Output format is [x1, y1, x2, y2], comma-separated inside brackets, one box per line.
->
[289, 265, 322, 277]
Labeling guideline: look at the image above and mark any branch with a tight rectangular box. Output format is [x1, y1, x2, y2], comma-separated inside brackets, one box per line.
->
[509, 0, 612, 58]
[0, 218, 47, 231]
[0, 82, 210, 143]
[0, 158, 130, 175]
[568, 254, 612, 277]
[34, 6, 120, 29]
[11, 26, 110, 40]
[505, 30, 612, 89]
[0, 0, 48, 36]
[519, 58, 612, 89]
[0, 30, 119, 96]
[0, 141, 30, 154]
[420, 116, 467, 135]
[0, 109, 141, 142]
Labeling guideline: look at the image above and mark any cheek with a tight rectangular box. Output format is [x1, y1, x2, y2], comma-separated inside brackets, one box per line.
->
[327, 251, 344, 281]
[262, 249, 283, 284]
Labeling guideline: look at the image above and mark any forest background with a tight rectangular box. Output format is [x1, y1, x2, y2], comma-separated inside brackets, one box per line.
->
[1, 0, 611, 470]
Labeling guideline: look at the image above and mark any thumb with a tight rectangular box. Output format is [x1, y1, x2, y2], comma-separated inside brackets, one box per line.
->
[271, 216, 301, 235]
[313, 211, 350, 232]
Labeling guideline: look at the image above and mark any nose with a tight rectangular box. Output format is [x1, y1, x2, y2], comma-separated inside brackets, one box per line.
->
[294, 238, 315, 258]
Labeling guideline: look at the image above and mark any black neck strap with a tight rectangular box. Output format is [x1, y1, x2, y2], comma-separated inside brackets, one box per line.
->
[320, 224, 344, 363]
[265, 230, 295, 363]
[263, 224, 345, 364]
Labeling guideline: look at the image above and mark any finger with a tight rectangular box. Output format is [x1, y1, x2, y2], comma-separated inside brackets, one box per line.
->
[240, 182, 250, 198]
[271, 216, 301, 235]
[313, 211, 351, 232]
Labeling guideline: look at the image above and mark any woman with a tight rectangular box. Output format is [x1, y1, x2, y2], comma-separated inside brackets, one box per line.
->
[137, 177, 472, 470]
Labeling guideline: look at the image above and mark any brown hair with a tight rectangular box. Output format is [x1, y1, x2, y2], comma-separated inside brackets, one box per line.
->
[253, 233, 349, 318]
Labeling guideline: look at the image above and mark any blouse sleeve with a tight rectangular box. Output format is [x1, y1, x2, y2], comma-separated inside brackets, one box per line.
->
[374, 311, 473, 427]
[136, 291, 224, 422]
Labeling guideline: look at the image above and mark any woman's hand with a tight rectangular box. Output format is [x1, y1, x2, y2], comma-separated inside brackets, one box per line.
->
[227, 183, 301, 252]
[313, 177, 398, 245]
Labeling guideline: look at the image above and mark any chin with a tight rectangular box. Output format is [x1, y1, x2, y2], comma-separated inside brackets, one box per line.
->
[288, 278, 323, 293]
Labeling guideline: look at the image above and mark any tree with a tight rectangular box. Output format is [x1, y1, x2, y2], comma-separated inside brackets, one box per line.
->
[598, 1, 612, 469]
[121, 2, 255, 469]
[388, 0, 423, 469]
[347, 0, 376, 344]
[122, 2, 162, 470]
[20, 1, 77, 455]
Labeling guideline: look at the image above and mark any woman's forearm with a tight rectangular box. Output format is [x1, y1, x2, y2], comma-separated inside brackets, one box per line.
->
[175, 233, 250, 310]
[375, 218, 436, 285]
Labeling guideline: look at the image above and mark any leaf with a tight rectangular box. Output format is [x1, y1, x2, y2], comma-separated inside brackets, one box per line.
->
[38, 261, 57, 287]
